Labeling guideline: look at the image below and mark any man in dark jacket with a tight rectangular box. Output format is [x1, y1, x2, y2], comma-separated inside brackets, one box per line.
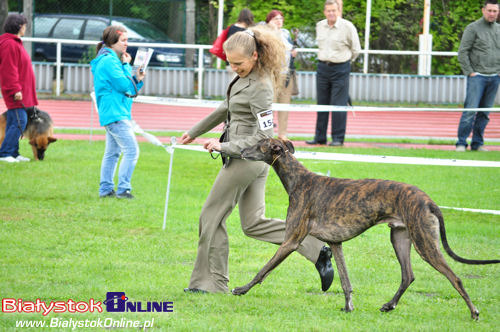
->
[0, 14, 38, 162]
[456, 0, 500, 152]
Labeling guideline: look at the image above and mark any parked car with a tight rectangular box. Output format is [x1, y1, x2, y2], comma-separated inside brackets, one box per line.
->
[32, 14, 200, 67]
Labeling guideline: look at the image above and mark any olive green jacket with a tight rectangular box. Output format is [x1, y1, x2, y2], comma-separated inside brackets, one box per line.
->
[458, 18, 500, 76]
[188, 70, 274, 159]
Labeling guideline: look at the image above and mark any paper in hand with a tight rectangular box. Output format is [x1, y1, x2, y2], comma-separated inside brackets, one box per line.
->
[134, 47, 154, 72]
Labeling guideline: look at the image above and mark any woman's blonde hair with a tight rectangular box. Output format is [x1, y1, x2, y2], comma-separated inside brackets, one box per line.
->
[223, 25, 285, 88]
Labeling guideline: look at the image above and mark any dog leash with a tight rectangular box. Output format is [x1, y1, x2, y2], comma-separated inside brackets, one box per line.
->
[13, 102, 29, 139]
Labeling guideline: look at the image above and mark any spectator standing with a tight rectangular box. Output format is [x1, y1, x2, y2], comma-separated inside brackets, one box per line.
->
[306, 0, 360, 146]
[456, 0, 500, 152]
[180, 26, 333, 294]
[226, 8, 254, 40]
[266, 10, 297, 140]
[91, 26, 145, 198]
[0, 14, 37, 163]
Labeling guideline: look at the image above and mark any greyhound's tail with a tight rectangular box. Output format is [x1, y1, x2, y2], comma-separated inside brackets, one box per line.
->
[431, 204, 500, 265]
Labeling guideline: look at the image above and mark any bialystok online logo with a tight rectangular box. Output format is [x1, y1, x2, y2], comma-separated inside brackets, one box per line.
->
[103, 292, 173, 313]
[2, 292, 173, 315]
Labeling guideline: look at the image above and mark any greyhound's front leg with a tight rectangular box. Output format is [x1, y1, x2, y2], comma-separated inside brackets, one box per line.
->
[232, 239, 300, 295]
[329, 242, 354, 312]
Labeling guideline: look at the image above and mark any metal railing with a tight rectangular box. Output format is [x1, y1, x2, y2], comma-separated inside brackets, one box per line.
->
[23, 37, 210, 98]
[24, 37, 500, 104]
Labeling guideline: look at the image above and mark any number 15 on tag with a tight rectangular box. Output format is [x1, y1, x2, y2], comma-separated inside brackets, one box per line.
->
[257, 110, 274, 130]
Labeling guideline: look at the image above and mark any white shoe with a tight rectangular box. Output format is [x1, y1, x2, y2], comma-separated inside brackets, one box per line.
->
[0, 156, 20, 163]
[15, 155, 30, 162]
[455, 145, 466, 152]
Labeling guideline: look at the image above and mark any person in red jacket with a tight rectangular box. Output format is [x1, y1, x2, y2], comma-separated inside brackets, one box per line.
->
[0, 14, 38, 163]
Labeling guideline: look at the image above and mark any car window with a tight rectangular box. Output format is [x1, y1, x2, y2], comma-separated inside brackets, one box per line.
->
[84, 20, 108, 40]
[52, 18, 84, 39]
[111, 19, 172, 42]
[34, 17, 58, 37]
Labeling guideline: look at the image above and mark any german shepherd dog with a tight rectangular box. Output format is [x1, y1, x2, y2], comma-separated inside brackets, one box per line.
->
[234, 138, 499, 320]
[0, 107, 57, 160]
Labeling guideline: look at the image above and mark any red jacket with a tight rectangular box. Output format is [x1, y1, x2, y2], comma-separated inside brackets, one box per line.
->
[0, 33, 38, 109]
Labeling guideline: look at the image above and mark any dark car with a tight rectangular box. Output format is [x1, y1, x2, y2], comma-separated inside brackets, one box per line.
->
[33, 14, 186, 67]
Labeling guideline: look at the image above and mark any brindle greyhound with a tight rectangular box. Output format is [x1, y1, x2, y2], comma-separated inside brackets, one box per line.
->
[232, 138, 499, 320]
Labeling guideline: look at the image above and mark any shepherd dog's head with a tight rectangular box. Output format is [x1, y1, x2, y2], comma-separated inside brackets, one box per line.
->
[29, 134, 57, 160]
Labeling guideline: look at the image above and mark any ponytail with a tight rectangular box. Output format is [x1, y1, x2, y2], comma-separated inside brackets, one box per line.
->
[223, 25, 285, 88]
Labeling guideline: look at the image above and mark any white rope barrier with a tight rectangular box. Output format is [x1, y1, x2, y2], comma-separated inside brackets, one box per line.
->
[440, 206, 500, 216]
[134, 95, 500, 113]
[165, 143, 499, 217]
[172, 144, 500, 168]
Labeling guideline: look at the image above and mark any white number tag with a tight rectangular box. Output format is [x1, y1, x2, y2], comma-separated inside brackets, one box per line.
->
[257, 110, 274, 130]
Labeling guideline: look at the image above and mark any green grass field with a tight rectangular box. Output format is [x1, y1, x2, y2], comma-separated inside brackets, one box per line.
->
[1, 137, 499, 331]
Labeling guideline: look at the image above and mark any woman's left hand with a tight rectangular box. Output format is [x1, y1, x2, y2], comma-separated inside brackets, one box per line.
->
[203, 138, 221, 153]
[135, 67, 146, 81]
[291, 49, 298, 58]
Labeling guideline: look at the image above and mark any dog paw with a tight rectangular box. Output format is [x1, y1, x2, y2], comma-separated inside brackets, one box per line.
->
[231, 287, 248, 296]
[380, 303, 395, 312]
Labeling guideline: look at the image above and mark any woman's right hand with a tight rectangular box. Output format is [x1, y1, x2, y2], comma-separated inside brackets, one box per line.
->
[122, 52, 132, 64]
[179, 132, 194, 145]
[13, 91, 22, 101]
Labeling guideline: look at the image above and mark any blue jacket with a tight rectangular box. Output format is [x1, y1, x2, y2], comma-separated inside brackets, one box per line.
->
[90, 47, 144, 126]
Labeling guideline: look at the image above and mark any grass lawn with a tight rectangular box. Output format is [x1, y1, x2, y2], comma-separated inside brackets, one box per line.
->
[0, 138, 499, 331]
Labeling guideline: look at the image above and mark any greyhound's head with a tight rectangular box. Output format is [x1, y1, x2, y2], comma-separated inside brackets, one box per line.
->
[241, 138, 295, 165]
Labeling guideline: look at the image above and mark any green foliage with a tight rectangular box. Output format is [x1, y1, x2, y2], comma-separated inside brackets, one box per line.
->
[78, 45, 97, 64]
[6, 0, 494, 74]
[223, 0, 487, 74]
[0, 138, 499, 330]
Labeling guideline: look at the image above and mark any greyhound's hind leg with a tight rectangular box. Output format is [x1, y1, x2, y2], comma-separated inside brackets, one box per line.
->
[411, 224, 479, 320]
[329, 243, 354, 312]
[381, 226, 415, 312]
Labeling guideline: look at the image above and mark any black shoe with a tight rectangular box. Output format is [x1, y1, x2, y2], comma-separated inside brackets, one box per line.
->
[116, 190, 134, 199]
[306, 140, 327, 145]
[315, 246, 334, 292]
[328, 141, 344, 147]
[184, 288, 208, 294]
[99, 190, 116, 198]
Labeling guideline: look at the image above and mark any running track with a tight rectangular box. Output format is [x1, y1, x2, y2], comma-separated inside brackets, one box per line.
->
[37, 99, 500, 150]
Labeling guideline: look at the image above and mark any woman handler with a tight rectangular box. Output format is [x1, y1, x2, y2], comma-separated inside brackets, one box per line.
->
[179, 26, 333, 294]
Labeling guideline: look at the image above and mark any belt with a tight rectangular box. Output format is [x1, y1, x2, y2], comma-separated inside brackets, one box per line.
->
[319, 60, 349, 66]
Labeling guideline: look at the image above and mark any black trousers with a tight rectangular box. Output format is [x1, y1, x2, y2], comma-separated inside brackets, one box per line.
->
[314, 61, 351, 143]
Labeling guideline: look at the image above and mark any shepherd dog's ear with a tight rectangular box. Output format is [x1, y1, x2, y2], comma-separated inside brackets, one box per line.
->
[48, 137, 57, 144]
[283, 139, 295, 154]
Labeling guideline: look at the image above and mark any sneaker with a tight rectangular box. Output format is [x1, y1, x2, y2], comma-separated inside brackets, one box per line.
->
[184, 288, 208, 294]
[15, 155, 30, 162]
[471, 146, 488, 152]
[455, 145, 466, 152]
[0, 156, 20, 163]
[99, 190, 116, 198]
[116, 190, 134, 199]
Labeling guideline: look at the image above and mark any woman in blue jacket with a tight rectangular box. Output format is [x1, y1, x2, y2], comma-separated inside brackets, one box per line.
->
[91, 26, 145, 199]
